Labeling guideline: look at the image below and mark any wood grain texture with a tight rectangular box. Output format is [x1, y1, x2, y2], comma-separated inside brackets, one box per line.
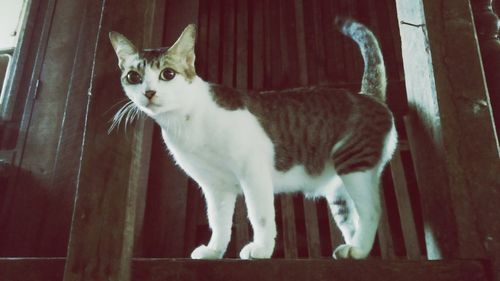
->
[390, 149, 421, 259]
[396, 0, 500, 264]
[0, 258, 490, 281]
[62, 0, 158, 279]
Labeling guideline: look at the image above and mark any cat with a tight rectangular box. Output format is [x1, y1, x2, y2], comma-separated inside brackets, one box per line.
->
[109, 17, 397, 260]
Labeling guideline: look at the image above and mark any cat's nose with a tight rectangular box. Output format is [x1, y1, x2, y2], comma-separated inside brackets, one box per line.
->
[144, 90, 156, 99]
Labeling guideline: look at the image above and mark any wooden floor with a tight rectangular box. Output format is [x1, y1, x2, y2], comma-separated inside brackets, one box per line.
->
[0, 258, 490, 281]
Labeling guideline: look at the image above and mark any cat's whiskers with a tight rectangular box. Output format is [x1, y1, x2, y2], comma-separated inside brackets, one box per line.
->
[108, 100, 141, 134]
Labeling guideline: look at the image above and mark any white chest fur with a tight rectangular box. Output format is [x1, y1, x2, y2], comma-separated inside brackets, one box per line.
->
[154, 78, 275, 193]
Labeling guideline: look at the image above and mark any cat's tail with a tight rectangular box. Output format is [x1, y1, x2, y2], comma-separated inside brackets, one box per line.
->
[336, 17, 387, 102]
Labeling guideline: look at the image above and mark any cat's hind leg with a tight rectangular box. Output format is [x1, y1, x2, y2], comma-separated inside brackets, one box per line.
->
[325, 183, 357, 246]
[191, 187, 237, 259]
[333, 168, 381, 259]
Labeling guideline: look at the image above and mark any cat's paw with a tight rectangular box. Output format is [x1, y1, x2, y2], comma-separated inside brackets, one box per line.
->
[239, 242, 273, 259]
[191, 245, 223, 259]
[333, 244, 369, 259]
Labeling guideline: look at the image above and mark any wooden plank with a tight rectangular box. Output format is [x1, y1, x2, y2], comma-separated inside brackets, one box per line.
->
[303, 200, 321, 258]
[221, 0, 236, 87]
[331, 0, 347, 83]
[62, 0, 137, 277]
[0, 258, 490, 281]
[195, 0, 210, 78]
[280, 195, 298, 258]
[293, 0, 308, 86]
[377, 183, 397, 259]
[62, 0, 169, 278]
[262, 0, 273, 89]
[395, 0, 499, 261]
[383, 0, 405, 80]
[268, 0, 282, 88]
[207, 0, 221, 83]
[311, 0, 327, 83]
[390, 149, 421, 260]
[235, 0, 249, 89]
[278, 0, 290, 85]
[251, 0, 264, 90]
[0, 258, 65, 281]
[131, 259, 489, 281]
[338, 0, 356, 83]
[301, 0, 318, 84]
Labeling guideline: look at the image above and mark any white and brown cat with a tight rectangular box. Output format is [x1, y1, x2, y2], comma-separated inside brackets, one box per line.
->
[109, 17, 397, 260]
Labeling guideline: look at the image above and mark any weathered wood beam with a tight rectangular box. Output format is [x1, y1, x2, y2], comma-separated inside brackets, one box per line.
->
[471, 0, 500, 132]
[0, 258, 490, 281]
[395, 0, 500, 271]
[62, 0, 159, 279]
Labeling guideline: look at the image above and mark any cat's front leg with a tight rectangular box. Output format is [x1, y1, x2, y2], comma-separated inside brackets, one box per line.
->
[191, 187, 237, 259]
[238, 166, 277, 259]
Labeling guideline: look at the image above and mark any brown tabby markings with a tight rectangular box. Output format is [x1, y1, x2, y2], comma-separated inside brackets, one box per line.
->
[210, 84, 393, 175]
[129, 48, 196, 81]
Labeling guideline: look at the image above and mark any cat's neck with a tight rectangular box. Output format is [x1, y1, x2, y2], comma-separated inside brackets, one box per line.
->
[153, 75, 211, 136]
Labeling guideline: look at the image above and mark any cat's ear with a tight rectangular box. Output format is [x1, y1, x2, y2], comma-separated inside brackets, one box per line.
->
[109, 31, 138, 68]
[169, 24, 197, 68]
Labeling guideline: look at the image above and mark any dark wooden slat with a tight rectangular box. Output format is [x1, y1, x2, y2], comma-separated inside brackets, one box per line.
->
[251, 0, 264, 90]
[262, 0, 273, 89]
[302, 0, 318, 84]
[331, 0, 347, 83]
[235, 0, 249, 89]
[207, 0, 221, 83]
[278, 0, 290, 86]
[377, 183, 397, 259]
[63, 0, 143, 278]
[0, 258, 490, 281]
[371, 1, 399, 82]
[0, 258, 65, 281]
[293, 0, 308, 86]
[311, 0, 327, 84]
[390, 149, 421, 260]
[195, 0, 210, 79]
[303, 200, 321, 258]
[62, 0, 172, 278]
[221, 0, 236, 87]
[280, 195, 298, 258]
[268, 0, 283, 88]
[383, 0, 405, 80]
[132, 259, 489, 281]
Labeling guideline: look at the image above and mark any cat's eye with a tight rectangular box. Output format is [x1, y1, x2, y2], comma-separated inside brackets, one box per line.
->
[126, 71, 142, 84]
[160, 68, 176, 81]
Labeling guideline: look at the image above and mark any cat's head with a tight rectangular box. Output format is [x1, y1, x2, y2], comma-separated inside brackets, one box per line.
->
[109, 24, 197, 117]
